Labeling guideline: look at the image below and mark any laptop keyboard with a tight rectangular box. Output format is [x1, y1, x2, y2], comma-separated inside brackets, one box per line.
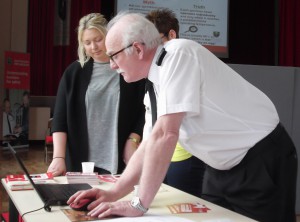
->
[35, 183, 92, 205]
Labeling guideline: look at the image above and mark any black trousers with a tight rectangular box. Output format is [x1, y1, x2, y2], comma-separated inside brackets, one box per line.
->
[202, 123, 298, 222]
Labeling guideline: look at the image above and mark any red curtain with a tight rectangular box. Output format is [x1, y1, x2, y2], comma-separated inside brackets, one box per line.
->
[279, 0, 300, 67]
[27, 0, 101, 96]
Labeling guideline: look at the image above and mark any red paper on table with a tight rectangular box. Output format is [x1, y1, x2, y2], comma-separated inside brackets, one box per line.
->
[168, 202, 211, 214]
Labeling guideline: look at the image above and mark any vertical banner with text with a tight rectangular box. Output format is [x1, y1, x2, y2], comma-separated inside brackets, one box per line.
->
[2, 51, 30, 148]
[4, 51, 30, 89]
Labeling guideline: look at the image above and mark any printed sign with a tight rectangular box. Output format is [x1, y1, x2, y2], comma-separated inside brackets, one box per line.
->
[4, 51, 30, 90]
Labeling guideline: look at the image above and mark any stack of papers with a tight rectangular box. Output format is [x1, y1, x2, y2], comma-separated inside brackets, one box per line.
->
[5, 172, 55, 191]
[98, 174, 120, 183]
[66, 172, 100, 185]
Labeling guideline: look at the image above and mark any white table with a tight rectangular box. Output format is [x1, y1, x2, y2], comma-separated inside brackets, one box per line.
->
[1, 176, 257, 222]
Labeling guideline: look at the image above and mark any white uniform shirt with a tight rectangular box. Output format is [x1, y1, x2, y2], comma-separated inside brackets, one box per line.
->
[143, 93, 152, 140]
[146, 39, 279, 170]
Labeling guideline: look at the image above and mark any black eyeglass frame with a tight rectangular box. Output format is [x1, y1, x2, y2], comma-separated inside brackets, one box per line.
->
[107, 43, 133, 62]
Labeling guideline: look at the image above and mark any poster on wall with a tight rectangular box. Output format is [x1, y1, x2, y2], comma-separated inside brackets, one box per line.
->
[116, 0, 229, 58]
[2, 51, 30, 148]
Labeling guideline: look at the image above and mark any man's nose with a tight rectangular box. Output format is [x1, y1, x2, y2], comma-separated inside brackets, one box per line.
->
[110, 60, 118, 70]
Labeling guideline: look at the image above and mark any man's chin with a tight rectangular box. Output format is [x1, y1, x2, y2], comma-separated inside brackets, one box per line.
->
[118, 71, 138, 83]
[122, 75, 132, 83]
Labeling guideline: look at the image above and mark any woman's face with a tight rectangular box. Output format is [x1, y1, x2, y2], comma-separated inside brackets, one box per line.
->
[82, 28, 109, 63]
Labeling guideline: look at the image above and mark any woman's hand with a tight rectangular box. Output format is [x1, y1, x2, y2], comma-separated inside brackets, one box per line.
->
[123, 141, 138, 164]
[47, 158, 66, 176]
[123, 134, 140, 164]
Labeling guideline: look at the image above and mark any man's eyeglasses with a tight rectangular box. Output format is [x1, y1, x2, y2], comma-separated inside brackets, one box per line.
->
[107, 43, 133, 62]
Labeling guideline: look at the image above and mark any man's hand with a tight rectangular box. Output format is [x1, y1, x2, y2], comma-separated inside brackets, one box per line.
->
[67, 188, 116, 210]
[87, 200, 144, 218]
[67, 188, 145, 218]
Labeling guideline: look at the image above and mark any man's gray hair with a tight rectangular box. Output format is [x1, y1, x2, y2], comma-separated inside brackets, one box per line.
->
[107, 11, 161, 54]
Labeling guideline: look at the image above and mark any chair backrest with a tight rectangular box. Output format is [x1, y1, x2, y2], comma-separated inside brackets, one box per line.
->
[48, 118, 53, 131]
[45, 118, 53, 143]
[45, 118, 53, 162]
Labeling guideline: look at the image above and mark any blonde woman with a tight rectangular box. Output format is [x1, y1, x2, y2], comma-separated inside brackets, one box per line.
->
[47, 13, 145, 176]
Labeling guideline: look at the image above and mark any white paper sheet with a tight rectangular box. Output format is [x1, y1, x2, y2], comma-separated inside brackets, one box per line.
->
[95, 214, 196, 222]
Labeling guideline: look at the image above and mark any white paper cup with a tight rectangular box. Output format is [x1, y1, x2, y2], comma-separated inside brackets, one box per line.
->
[81, 162, 95, 173]
[134, 185, 139, 196]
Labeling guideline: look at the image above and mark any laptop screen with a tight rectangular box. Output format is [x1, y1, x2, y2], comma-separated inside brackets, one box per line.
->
[7, 143, 92, 207]
[7, 143, 40, 190]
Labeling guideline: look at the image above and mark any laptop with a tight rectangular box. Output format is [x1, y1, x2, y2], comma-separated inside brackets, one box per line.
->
[7, 143, 92, 208]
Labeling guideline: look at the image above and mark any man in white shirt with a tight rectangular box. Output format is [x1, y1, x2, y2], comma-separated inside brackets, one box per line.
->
[68, 12, 297, 222]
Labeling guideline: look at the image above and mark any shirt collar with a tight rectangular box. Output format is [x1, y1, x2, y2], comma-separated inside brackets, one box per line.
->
[148, 45, 164, 84]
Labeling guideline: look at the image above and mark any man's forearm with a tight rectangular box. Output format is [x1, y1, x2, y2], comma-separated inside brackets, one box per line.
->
[138, 132, 177, 208]
[110, 142, 146, 199]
